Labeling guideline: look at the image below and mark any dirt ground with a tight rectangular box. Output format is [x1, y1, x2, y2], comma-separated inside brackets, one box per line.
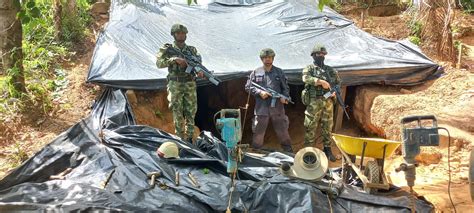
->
[340, 5, 474, 212]
[0, 3, 473, 212]
[0, 19, 104, 178]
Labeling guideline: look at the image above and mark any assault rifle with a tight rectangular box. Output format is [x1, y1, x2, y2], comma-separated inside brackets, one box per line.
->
[321, 68, 350, 119]
[165, 45, 221, 86]
[251, 82, 294, 107]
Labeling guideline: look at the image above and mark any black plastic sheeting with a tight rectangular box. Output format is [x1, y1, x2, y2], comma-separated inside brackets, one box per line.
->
[0, 88, 434, 212]
[87, 0, 442, 90]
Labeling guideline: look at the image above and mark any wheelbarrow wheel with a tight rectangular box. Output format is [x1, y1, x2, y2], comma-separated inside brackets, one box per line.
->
[364, 160, 380, 194]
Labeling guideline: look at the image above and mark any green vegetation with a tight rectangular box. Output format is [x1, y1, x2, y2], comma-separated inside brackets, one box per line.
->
[11, 141, 29, 168]
[407, 19, 422, 46]
[317, 0, 337, 11]
[408, 36, 421, 45]
[460, 0, 474, 13]
[155, 109, 164, 120]
[0, 0, 92, 117]
[326, 0, 342, 12]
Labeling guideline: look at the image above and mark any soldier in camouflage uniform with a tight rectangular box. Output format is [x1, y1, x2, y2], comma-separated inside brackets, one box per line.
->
[156, 24, 204, 143]
[302, 44, 341, 162]
[245, 48, 293, 153]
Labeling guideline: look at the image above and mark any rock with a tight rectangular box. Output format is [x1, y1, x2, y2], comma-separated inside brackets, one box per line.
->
[415, 152, 443, 165]
[132, 90, 174, 134]
[459, 171, 469, 181]
[400, 88, 413, 94]
[438, 91, 474, 133]
[353, 86, 386, 137]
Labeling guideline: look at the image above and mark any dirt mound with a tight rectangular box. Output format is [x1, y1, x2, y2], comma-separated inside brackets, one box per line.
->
[353, 67, 473, 143]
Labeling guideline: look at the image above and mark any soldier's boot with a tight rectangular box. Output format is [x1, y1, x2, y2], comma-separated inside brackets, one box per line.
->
[323, 146, 336, 162]
[281, 145, 293, 153]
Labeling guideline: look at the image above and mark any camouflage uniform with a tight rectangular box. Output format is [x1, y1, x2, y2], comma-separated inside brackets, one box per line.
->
[245, 49, 293, 153]
[302, 63, 340, 147]
[156, 24, 201, 141]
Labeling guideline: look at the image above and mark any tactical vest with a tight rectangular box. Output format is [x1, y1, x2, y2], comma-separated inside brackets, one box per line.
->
[167, 44, 198, 78]
[304, 64, 335, 97]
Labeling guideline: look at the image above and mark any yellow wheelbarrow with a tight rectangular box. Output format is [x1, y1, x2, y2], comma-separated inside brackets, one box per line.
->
[331, 133, 401, 194]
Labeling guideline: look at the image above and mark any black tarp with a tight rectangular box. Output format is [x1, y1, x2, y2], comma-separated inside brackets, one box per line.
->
[0, 88, 435, 212]
[87, 0, 442, 90]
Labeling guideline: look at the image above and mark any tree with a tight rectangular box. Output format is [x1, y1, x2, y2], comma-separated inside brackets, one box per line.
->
[53, 0, 78, 41]
[418, 0, 456, 61]
[53, 0, 62, 41]
[0, 0, 27, 96]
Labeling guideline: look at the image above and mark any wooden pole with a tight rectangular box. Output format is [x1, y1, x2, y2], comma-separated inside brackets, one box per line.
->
[457, 42, 462, 69]
[334, 85, 347, 133]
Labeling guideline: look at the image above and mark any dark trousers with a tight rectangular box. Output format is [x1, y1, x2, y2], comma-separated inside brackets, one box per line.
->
[251, 114, 293, 152]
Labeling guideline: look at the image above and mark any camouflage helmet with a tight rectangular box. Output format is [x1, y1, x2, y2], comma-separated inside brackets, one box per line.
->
[170, 24, 188, 35]
[259, 48, 276, 58]
[311, 44, 327, 56]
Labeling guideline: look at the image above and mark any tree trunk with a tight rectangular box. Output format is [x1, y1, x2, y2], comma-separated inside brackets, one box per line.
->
[0, 0, 27, 95]
[53, 0, 62, 41]
[66, 0, 77, 16]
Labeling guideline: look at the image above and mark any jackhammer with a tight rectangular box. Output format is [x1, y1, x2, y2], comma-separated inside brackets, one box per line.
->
[395, 115, 455, 212]
[215, 109, 248, 174]
[215, 109, 250, 213]
[396, 115, 440, 188]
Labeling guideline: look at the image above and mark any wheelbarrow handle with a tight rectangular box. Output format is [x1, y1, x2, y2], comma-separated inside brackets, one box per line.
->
[401, 115, 437, 125]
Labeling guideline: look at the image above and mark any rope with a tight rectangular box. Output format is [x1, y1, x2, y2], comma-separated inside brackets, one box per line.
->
[226, 171, 237, 213]
[225, 149, 248, 213]
[327, 171, 334, 213]
[326, 193, 333, 213]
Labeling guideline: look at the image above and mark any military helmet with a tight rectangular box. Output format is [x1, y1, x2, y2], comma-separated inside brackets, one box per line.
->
[259, 48, 276, 58]
[156, 142, 180, 159]
[311, 44, 327, 56]
[170, 24, 188, 35]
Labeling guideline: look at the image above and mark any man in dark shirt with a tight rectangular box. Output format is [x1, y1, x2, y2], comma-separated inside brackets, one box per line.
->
[245, 48, 293, 153]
